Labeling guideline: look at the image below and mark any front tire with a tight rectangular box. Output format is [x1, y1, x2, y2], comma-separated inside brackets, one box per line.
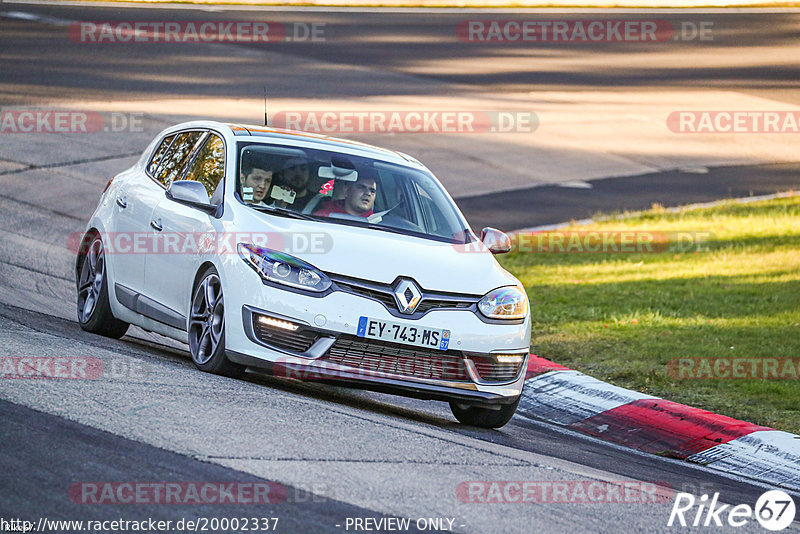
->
[188, 266, 245, 378]
[449, 397, 520, 429]
[76, 233, 129, 339]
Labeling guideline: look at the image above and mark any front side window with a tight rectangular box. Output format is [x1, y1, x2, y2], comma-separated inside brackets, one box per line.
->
[153, 131, 205, 188]
[184, 134, 225, 202]
[236, 142, 470, 243]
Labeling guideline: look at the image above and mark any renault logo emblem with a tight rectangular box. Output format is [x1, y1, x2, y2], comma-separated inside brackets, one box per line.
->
[393, 279, 422, 314]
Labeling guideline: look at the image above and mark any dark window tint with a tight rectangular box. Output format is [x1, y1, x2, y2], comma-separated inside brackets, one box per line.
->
[148, 134, 176, 175]
[184, 134, 225, 202]
[154, 131, 205, 188]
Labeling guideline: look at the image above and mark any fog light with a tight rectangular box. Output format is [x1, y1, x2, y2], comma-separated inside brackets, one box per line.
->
[258, 315, 299, 331]
[496, 354, 524, 364]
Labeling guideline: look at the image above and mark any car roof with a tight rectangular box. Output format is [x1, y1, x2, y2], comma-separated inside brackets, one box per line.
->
[223, 122, 423, 168]
[160, 121, 425, 168]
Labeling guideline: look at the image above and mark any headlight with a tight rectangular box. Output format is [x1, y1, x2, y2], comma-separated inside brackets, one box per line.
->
[238, 243, 332, 293]
[478, 286, 528, 320]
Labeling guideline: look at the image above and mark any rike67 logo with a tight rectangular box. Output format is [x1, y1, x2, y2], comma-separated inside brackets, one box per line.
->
[669, 490, 796, 531]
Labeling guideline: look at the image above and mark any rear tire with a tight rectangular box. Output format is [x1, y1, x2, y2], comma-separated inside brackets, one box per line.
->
[449, 397, 520, 429]
[188, 266, 245, 378]
[76, 233, 129, 339]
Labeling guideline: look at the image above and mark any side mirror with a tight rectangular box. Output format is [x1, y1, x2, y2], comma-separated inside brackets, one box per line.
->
[166, 180, 217, 215]
[481, 227, 511, 254]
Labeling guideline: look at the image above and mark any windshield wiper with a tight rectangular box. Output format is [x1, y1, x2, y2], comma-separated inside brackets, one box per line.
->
[249, 205, 317, 221]
[317, 216, 420, 237]
[318, 216, 467, 243]
[358, 224, 410, 237]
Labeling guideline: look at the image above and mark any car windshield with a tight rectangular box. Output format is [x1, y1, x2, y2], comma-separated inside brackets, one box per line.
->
[236, 142, 472, 243]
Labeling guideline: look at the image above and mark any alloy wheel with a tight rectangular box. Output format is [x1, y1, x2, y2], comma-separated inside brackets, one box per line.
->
[77, 238, 105, 323]
[189, 273, 224, 365]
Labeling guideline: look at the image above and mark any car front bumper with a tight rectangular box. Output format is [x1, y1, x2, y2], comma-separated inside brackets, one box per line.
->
[227, 348, 526, 405]
[221, 263, 530, 405]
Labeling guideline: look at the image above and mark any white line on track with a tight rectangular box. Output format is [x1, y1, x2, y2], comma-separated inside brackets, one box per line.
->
[0, 9, 74, 25]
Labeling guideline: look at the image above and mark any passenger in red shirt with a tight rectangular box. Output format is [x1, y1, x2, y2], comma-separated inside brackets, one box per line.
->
[314, 176, 377, 218]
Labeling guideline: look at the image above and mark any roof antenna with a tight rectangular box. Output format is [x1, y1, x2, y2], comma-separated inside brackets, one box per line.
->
[264, 89, 269, 127]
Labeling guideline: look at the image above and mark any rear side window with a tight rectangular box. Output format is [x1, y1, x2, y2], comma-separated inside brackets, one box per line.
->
[153, 131, 205, 188]
[184, 134, 225, 202]
[147, 134, 176, 176]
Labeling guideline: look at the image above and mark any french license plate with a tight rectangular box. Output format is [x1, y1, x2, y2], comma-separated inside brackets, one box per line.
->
[357, 316, 450, 351]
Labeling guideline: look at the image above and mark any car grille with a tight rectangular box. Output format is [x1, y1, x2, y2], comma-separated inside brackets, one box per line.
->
[330, 275, 478, 316]
[333, 280, 397, 310]
[252, 319, 319, 353]
[415, 300, 473, 313]
[466, 355, 524, 383]
[324, 335, 471, 382]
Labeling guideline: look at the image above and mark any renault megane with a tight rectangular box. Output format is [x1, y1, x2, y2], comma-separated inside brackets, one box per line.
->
[76, 121, 530, 428]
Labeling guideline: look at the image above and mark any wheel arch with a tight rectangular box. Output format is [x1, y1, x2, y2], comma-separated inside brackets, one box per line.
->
[192, 261, 219, 292]
[75, 227, 101, 284]
[186, 260, 220, 328]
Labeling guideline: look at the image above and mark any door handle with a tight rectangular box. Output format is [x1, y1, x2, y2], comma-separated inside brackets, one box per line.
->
[116, 197, 127, 209]
[150, 219, 163, 232]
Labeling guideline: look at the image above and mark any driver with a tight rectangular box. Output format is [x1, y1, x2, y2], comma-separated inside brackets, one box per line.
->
[313, 176, 377, 218]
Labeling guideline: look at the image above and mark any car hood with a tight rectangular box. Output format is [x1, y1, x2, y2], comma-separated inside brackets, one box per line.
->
[227, 206, 520, 295]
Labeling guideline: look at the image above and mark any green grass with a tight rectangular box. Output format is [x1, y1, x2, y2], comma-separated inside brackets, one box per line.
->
[500, 194, 800, 434]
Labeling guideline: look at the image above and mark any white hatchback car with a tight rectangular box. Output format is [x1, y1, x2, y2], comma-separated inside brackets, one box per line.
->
[76, 121, 531, 428]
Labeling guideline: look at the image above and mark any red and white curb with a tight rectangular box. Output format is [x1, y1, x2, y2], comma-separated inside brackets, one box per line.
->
[518, 355, 800, 492]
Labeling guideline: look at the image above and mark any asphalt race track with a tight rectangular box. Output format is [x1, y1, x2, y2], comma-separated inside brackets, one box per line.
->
[1, 3, 799, 533]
